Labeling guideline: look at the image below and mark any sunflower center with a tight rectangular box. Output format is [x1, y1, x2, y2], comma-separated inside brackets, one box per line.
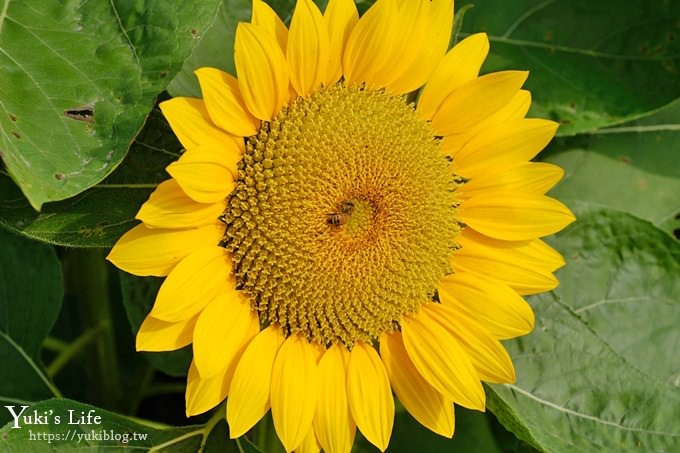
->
[221, 83, 460, 347]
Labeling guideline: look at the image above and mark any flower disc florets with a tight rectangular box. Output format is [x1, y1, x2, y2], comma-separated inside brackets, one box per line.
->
[221, 83, 461, 347]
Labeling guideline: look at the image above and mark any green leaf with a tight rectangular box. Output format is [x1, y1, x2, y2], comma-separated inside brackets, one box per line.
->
[352, 405, 502, 452]
[0, 399, 212, 451]
[0, 0, 221, 210]
[0, 229, 63, 418]
[543, 101, 680, 238]
[167, 0, 252, 98]
[0, 230, 62, 356]
[388, 408, 501, 453]
[458, 0, 680, 135]
[0, 105, 180, 247]
[119, 272, 191, 378]
[489, 206, 680, 452]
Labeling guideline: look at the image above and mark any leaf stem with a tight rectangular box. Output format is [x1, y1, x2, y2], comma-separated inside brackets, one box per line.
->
[148, 403, 226, 453]
[255, 413, 284, 453]
[42, 336, 69, 353]
[46, 322, 107, 377]
[126, 415, 173, 430]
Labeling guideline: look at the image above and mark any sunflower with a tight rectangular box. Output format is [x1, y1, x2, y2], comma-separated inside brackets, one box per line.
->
[108, 0, 575, 451]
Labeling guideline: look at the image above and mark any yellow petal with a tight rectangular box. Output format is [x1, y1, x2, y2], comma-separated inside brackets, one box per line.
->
[417, 33, 489, 120]
[388, 0, 454, 94]
[296, 427, 320, 453]
[342, 0, 398, 87]
[136, 179, 226, 229]
[424, 304, 515, 383]
[346, 341, 394, 452]
[166, 149, 236, 204]
[439, 271, 535, 340]
[288, 0, 329, 96]
[159, 97, 236, 149]
[252, 0, 288, 51]
[314, 344, 356, 453]
[464, 89, 532, 132]
[431, 71, 528, 136]
[235, 22, 289, 121]
[370, 0, 431, 93]
[193, 289, 255, 378]
[271, 334, 318, 452]
[453, 228, 563, 295]
[228, 326, 285, 438]
[454, 119, 559, 179]
[150, 246, 232, 322]
[185, 360, 229, 416]
[402, 307, 485, 411]
[195, 67, 259, 137]
[380, 332, 454, 438]
[186, 318, 259, 417]
[323, 0, 358, 86]
[442, 89, 531, 156]
[136, 314, 198, 352]
[107, 223, 223, 277]
[461, 193, 576, 241]
[460, 162, 565, 199]
[181, 140, 242, 178]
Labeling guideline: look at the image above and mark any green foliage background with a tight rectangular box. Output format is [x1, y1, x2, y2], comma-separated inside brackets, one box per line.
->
[0, 0, 678, 451]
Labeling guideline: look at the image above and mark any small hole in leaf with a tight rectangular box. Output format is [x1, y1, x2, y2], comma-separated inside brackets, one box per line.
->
[11, 131, 20, 139]
[673, 228, 680, 240]
[65, 105, 94, 122]
[8, 113, 16, 121]
[190, 28, 199, 38]
[160, 71, 168, 78]
[54, 173, 66, 181]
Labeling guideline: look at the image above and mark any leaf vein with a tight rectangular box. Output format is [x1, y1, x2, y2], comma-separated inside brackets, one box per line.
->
[506, 384, 680, 437]
[0, 331, 62, 399]
[575, 296, 650, 314]
[108, 0, 140, 68]
[474, 34, 680, 61]
[0, 0, 10, 34]
[502, 0, 558, 38]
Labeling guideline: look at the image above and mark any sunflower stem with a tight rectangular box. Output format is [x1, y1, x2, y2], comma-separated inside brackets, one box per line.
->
[63, 248, 121, 410]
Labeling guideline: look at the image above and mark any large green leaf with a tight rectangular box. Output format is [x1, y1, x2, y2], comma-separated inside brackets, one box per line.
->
[0, 0, 220, 210]
[0, 229, 62, 416]
[0, 399, 266, 451]
[0, 399, 206, 451]
[0, 105, 179, 247]
[167, 0, 251, 98]
[543, 101, 680, 237]
[489, 206, 680, 452]
[459, 0, 680, 135]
